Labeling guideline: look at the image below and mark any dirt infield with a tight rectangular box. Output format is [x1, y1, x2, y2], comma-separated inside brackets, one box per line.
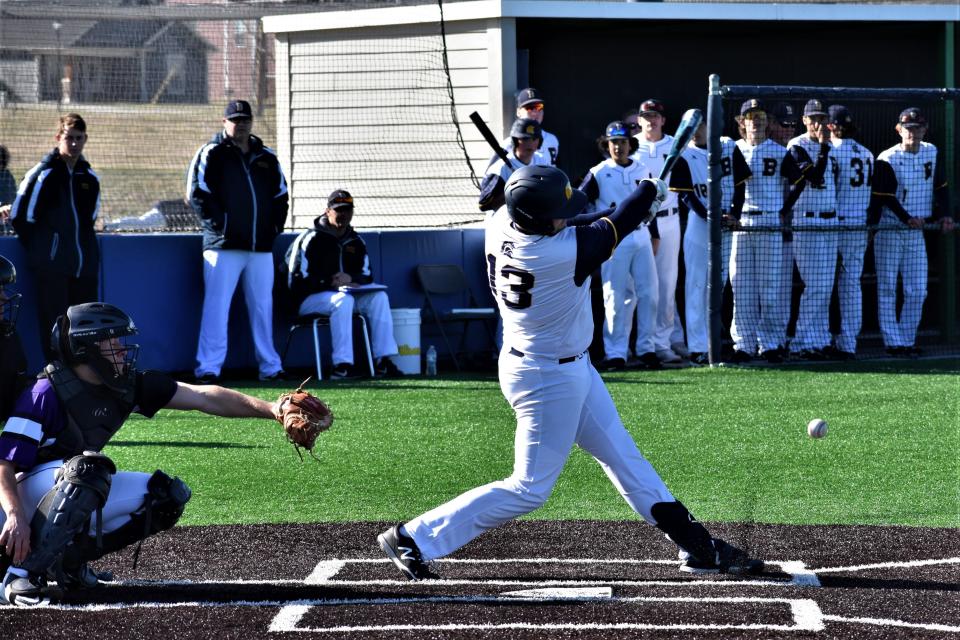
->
[1, 521, 957, 639]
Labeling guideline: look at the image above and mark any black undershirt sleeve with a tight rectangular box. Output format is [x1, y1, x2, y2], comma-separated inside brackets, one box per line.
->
[573, 181, 658, 285]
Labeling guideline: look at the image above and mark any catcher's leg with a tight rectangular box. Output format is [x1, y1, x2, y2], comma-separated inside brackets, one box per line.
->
[5, 453, 115, 607]
[74, 470, 191, 566]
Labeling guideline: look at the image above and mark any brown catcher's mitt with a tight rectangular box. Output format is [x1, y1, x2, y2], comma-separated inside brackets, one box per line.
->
[274, 378, 333, 460]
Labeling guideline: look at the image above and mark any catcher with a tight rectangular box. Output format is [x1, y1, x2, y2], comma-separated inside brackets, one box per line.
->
[0, 302, 331, 607]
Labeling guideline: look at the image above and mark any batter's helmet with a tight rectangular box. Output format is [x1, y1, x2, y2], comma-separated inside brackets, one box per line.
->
[510, 118, 542, 141]
[51, 303, 140, 392]
[0, 255, 21, 338]
[505, 165, 587, 235]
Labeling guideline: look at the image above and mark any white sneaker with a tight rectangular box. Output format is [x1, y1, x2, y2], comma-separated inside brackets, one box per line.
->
[670, 342, 690, 358]
[656, 348, 683, 364]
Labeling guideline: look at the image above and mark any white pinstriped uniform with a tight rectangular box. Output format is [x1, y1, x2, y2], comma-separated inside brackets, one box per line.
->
[731, 139, 788, 354]
[588, 159, 658, 359]
[403, 208, 675, 561]
[874, 142, 938, 348]
[830, 137, 875, 353]
[787, 135, 838, 352]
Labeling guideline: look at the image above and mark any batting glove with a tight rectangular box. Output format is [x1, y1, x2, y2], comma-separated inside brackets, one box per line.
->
[641, 178, 669, 220]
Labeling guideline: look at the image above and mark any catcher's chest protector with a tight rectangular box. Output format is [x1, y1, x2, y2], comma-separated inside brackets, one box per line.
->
[38, 361, 136, 463]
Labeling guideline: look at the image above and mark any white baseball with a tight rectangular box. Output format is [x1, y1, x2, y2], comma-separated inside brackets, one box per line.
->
[807, 418, 828, 439]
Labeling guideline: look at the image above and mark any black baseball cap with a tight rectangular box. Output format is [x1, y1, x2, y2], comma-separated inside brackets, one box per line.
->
[803, 99, 827, 117]
[516, 88, 544, 109]
[828, 104, 857, 130]
[740, 98, 766, 117]
[898, 107, 927, 127]
[771, 102, 797, 126]
[327, 189, 354, 210]
[224, 100, 253, 120]
[639, 99, 665, 116]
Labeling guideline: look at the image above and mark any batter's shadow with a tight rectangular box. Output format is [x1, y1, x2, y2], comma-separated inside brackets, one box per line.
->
[819, 575, 960, 592]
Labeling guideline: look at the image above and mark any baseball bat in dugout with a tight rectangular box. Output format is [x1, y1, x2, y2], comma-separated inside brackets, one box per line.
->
[469, 111, 515, 170]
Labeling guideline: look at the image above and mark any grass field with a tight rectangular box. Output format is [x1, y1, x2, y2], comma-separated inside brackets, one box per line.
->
[101, 358, 960, 530]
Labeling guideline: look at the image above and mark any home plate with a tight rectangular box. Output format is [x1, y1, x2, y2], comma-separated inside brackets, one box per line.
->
[501, 587, 613, 599]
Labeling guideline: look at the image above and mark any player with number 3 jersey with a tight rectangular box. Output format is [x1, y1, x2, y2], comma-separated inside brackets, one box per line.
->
[827, 105, 874, 358]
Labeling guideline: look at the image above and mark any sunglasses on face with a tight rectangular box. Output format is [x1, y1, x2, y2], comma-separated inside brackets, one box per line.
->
[522, 103, 544, 112]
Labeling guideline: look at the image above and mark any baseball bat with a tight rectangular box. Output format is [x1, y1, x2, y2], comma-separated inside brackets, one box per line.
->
[469, 111, 515, 170]
[659, 108, 704, 180]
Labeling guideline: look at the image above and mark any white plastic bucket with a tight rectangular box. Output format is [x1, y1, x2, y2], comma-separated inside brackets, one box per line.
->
[391, 308, 422, 375]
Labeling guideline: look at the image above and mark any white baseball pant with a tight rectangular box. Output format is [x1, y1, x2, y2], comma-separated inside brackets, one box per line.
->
[683, 214, 709, 353]
[601, 228, 657, 359]
[404, 352, 675, 561]
[772, 236, 793, 351]
[730, 230, 783, 354]
[0, 460, 150, 536]
[792, 227, 838, 351]
[835, 227, 869, 353]
[195, 249, 283, 378]
[874, 228, 927, 348]
[653, 214, 681, 351]
[298, 290, 398, 365]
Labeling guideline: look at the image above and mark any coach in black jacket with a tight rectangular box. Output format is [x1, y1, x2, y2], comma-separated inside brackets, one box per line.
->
[10, 113, 100, 360]
[187, 100, 288, 383]
[286, 190, 403, 379]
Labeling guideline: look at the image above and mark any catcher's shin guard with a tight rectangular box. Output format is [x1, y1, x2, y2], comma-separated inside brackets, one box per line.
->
[651, 501, 716, 564]
[19, 452, 116, 576]
[85, 470, 191, 566]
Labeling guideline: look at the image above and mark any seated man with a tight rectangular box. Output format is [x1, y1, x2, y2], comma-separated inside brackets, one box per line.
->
[286, 190, 404, 379]
[0, 302, 298, 607]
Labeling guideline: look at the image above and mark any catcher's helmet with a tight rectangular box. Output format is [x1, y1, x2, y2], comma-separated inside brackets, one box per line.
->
[0, 255, 21, 337]
[51, 303, 140, 392]
[505, 165, 587, 235]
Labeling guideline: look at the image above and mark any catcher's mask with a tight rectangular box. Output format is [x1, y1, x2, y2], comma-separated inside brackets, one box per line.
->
[51, 302, 140, 393]
[0, 255, 21, 338]
[505, 165, 586, 236]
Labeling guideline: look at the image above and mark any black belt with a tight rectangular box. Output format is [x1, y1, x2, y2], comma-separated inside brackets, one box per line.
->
[656, 207, 679, 218]
[803, 211, 836, 219]
[509, 347, 582, 365]
[744, 210, 764, 216]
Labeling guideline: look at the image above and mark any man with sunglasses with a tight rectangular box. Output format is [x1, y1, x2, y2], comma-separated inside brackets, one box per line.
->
[187, 100, 288, 384]
[500, 88, 559, 166]
[0, 302, 290, 607]
[730, 100, 806, 363]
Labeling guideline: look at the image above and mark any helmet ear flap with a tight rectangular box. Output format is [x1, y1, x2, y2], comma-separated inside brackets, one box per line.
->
[52, 314, 74, 363]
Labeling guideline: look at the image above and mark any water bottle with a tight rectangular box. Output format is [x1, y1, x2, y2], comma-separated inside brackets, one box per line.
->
[425, 345, 438, 376]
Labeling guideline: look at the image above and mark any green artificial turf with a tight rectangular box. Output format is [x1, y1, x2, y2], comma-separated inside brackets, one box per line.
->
[103, 359, 959, 528]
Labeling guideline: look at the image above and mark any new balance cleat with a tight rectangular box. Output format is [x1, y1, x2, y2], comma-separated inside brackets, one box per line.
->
[679, 538, 764, 575]
[378, 525, 439, 581]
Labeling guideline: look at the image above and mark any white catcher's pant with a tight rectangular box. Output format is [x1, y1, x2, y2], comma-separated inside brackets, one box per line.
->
[195, 249, 283, 378]
[602, 228, 657, 359]
[730, 230, 782, 354]
[792, 228, 838, 352]
[653, 214, 681, 351]
[874, 228, 927, 348]
[298, 290, 398, 365]
[835, 228, 869, 353]
[0, 460, 150, 537]
[405, 352, 675, 561]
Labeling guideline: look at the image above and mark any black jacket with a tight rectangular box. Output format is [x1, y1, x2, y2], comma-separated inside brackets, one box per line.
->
[286, 217, 373, 309]
[10, 149, 100, 278]
[187, 132, 288, 252]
